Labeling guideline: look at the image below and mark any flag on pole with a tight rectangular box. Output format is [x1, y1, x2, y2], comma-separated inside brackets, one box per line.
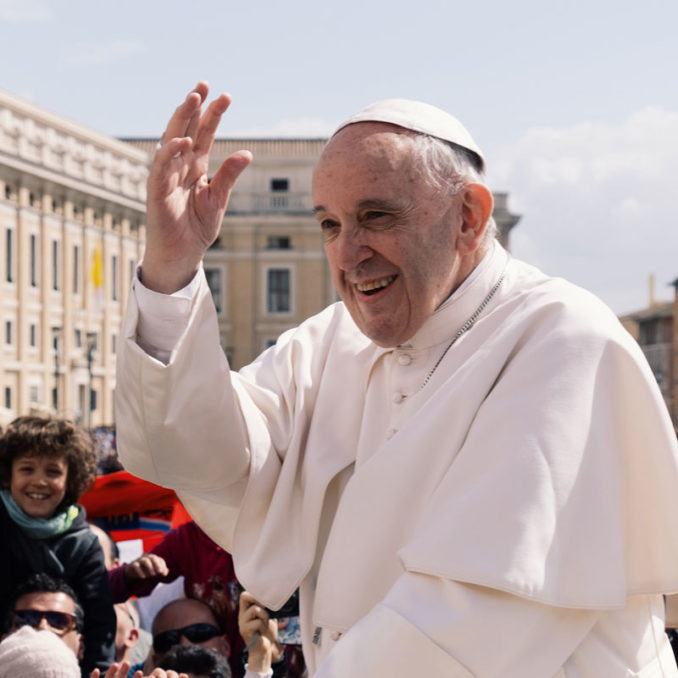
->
[90, 246, 104, 310]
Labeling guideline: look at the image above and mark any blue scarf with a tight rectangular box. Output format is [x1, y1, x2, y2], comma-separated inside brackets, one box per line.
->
[0, 490, 79, 539]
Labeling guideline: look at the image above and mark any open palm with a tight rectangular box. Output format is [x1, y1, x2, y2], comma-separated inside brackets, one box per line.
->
[143, 82, 251, 293]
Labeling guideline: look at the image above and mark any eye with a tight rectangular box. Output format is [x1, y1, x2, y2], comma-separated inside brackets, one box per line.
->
[364, 211, 387, 219]
[319, 219, 340, 241]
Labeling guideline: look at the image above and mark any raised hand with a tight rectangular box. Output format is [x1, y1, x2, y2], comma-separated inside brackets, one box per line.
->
[238, 591, 282, 673]
[143, 81, 252, 293]
[123, 553, 170, 583]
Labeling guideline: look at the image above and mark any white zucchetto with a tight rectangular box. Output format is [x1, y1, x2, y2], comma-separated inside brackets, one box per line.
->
[334, 98, 485, 170]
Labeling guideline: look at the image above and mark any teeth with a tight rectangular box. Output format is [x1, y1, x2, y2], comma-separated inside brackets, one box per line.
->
[27, 493, 48, 500]
[356, 275, 396, 292]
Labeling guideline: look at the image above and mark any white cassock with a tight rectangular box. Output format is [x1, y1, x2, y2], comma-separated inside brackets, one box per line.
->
[117, 242, 678, 677]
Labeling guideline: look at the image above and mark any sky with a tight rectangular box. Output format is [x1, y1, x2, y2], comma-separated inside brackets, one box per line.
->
[1, 0, 677, 313]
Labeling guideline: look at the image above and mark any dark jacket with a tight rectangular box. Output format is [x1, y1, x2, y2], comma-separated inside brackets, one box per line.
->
[0, 500, 115, 676]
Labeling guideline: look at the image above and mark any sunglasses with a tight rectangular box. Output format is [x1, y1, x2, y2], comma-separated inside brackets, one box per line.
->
[153, 622, 222, 654]
[12, 609, 79, 635]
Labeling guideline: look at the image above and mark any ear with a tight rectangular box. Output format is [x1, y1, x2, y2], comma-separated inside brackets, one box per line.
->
[77, 635, 85, 660]
[457, 183, 493, 254]
[126, 627, 139, 649]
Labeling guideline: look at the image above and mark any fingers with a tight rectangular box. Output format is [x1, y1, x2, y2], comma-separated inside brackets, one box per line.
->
[162, 82, 209, 143]
[193, 93, 232, 157]
[124, 553, 170, 582]
[209, 151, 252, 208]
[90, 670, 100, 678]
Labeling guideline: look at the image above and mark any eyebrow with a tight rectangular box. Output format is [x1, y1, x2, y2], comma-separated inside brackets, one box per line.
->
[313, 198, 405, 215]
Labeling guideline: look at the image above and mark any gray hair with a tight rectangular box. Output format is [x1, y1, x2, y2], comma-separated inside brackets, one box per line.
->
[408, 133, 497, 243]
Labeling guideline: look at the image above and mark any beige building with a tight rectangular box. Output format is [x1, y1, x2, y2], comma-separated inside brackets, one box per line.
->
[0, 90, 147, 426]
[0, 90, 521, 428]
[621, 277, 678, 429]
[128, 137, 521, 369]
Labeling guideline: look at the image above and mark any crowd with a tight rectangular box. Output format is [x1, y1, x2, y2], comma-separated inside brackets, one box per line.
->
[0, 415, 307, 678]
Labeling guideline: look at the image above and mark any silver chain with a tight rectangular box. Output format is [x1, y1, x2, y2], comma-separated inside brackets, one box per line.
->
[409, 267, 507, 398]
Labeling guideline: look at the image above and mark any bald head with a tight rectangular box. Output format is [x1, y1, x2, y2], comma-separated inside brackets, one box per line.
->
[152, 598, 229, 664]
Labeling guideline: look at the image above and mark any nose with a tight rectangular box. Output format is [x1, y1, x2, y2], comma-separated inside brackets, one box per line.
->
[37, 616, 50, 630]
[179, 634, 193, 647]
[331, 227, 373, 273]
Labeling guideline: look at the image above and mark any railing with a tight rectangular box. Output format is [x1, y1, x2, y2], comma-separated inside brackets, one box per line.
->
[226, 192, 312, 214]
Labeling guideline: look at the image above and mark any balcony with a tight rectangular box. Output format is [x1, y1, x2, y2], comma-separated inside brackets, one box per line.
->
[226, 192, 311, 215]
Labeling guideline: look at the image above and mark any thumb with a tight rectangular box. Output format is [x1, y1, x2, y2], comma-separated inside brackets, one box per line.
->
[209, 150, 253, 208]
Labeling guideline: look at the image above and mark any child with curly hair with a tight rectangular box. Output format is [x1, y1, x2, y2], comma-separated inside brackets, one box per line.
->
[0, 416, 115, 676]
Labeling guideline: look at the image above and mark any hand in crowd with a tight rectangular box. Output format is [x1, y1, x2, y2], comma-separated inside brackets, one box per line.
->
[123, 553, 170, 583]
[143, 81, 252, 294]
[90, 661, 188, 678]
[238, 591, 283, 673]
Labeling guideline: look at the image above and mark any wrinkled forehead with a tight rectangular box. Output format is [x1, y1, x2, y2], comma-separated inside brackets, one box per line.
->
[314, 122, 419, 178]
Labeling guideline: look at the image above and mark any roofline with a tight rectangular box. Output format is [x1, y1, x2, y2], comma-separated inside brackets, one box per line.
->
[0, 89, 148, 163]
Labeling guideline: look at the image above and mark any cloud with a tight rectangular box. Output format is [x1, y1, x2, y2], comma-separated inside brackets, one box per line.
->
[60, 40, 147, 68]
[489, 107, 678, 313]
[229, 116, 337, 138]
[0, 0, 52, 23]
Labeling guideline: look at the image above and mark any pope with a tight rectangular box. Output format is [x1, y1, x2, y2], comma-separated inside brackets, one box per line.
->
[117, 82, 678, 676]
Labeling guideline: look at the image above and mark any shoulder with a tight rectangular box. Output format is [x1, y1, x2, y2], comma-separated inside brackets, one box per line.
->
[239, 301, 369, 381]
[506, 258, 634, 351]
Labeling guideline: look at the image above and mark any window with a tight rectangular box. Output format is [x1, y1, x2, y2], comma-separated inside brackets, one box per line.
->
[267, 268, 291, 314]
[3, 185, 11, 200]
[270, 178, 289, 192]
[29, 384, 39, 403]
[6, 229, 13, 282]
[204, 268, 223, 313]
[266, 235, 291, 250]
[74, 328, 82, 348]
[90, 388, 97, 412]
[128, 259, 137, 285]
[4, 320, 12, 345]
[51, 240, 60, 291]
[73, 245, 80, 294]
[111, 255, 119, 301]
[29, 234, 37, 287]
[29, 323, 37, 347]
[4, 386, 11, 409]
[111, 332, 117, 355]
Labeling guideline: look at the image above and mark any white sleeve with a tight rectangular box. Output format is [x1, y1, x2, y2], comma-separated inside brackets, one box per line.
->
[316, 572, 599, 678]
[133, 265, 203, 364]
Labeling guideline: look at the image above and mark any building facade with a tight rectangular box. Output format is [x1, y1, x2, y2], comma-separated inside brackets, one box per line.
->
[0, 90, 521, 428]
[621, 279, 678, 429]
[0, 91, 147, 426]
[128, 137, 521, 369]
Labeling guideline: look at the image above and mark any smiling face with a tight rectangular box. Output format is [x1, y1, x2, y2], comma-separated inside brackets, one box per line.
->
[10, 454, 68, 518]
[313, 123, 483, 347]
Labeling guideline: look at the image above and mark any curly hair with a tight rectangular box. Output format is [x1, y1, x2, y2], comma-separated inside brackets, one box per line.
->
[0, 416, 97, 510]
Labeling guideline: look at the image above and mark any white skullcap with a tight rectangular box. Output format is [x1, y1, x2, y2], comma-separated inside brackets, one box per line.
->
[334, 98, 485, 171]
[0, 625, 80, 678]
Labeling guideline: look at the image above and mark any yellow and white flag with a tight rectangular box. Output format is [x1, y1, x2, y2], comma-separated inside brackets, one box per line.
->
[90, 247, 104, 310]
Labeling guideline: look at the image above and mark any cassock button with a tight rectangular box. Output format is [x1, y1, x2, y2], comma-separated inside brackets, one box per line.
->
[330, 631, 343, 642]
[392, 392, 406, 404]
[386, 428, 397, 440]
[397, 353, 412, 366]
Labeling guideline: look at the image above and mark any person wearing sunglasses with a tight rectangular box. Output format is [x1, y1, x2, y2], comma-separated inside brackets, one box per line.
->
[150, 599, 229, 669]
[6, 573, 84, 663]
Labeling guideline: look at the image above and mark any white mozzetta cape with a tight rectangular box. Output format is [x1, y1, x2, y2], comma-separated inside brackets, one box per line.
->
[117, 248, 678, 672]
